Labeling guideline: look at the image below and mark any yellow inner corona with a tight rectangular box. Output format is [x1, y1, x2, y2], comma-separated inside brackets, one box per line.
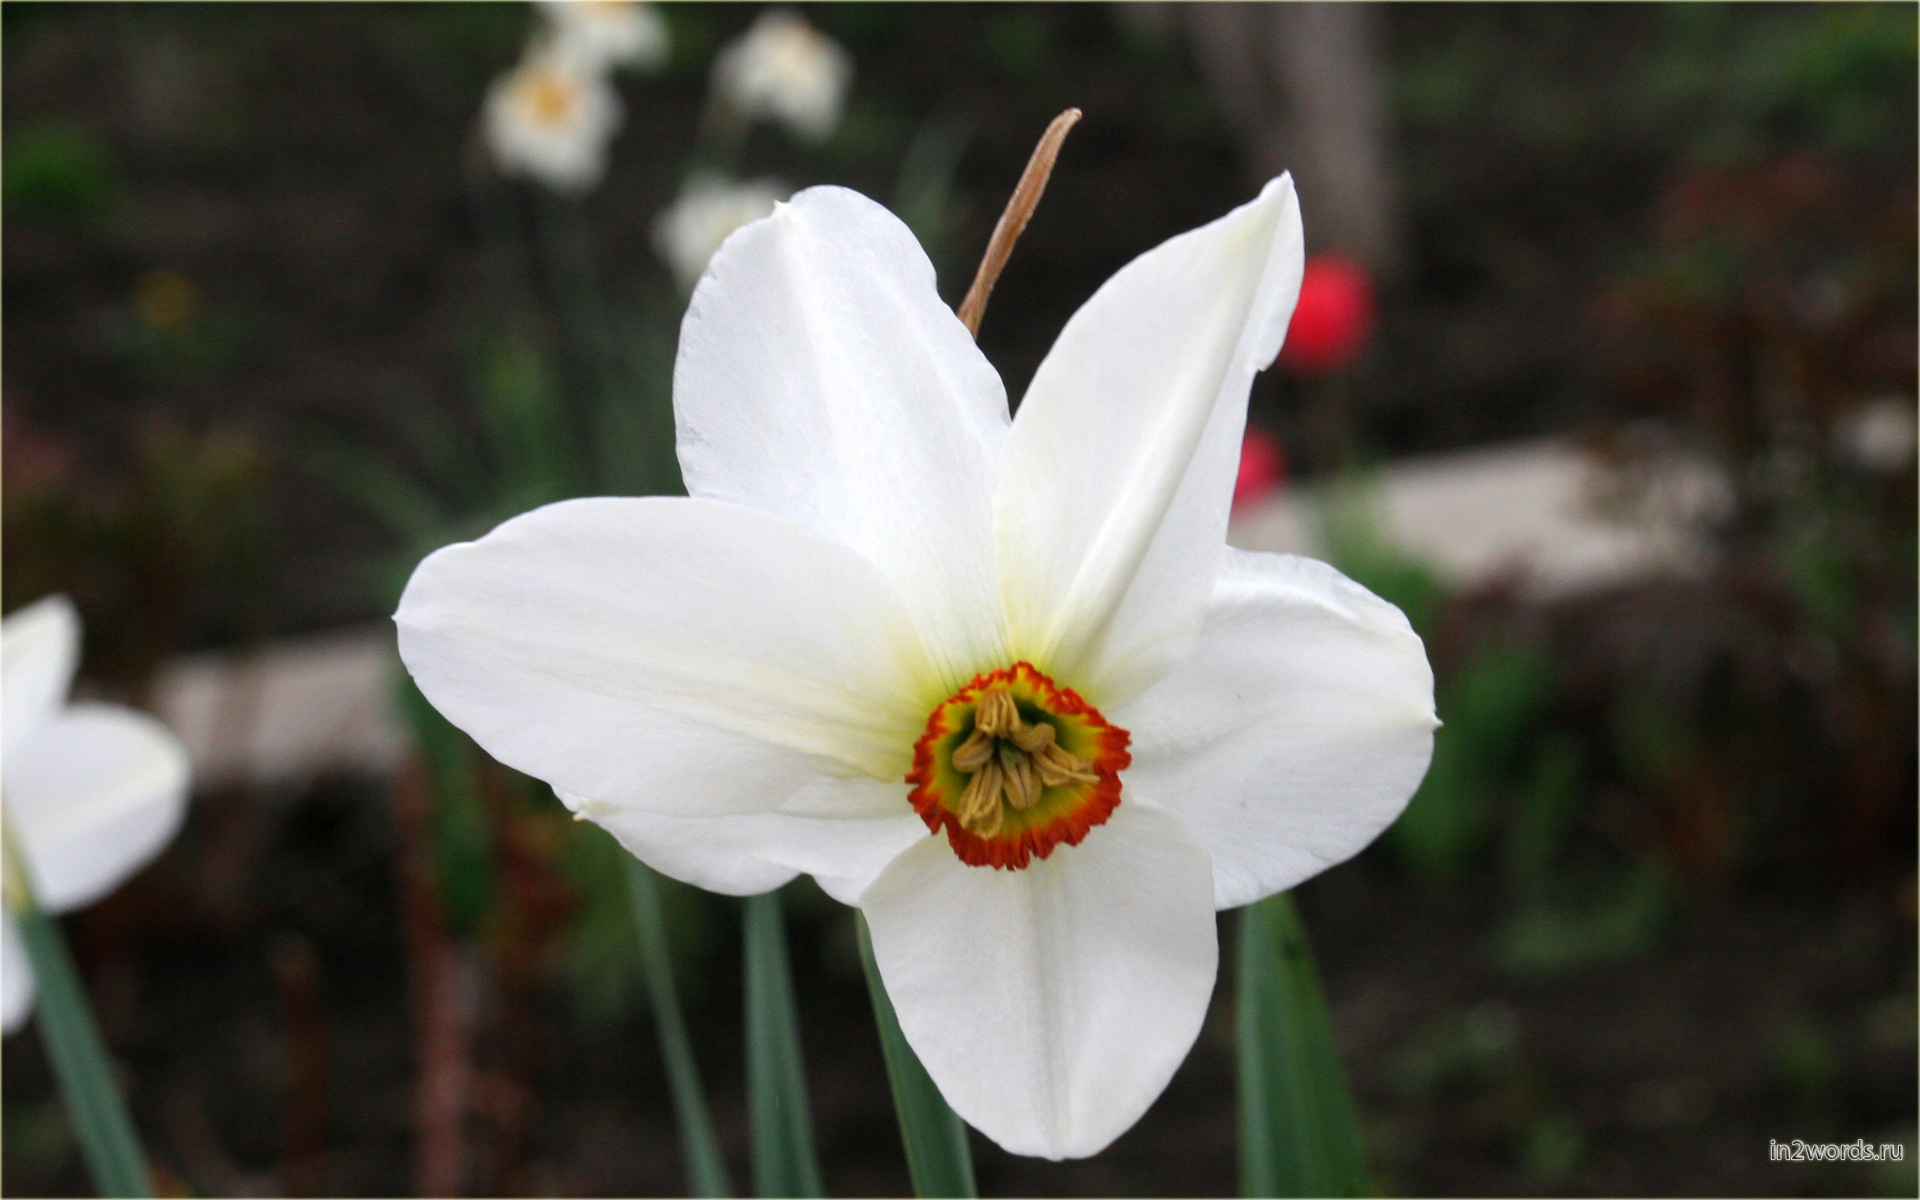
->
[949, 686, 1098, 837]
[529, 75, 577, 125]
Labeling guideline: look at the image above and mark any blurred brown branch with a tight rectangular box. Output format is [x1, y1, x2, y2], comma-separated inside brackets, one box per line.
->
[271, 932, 330, 1197]
[392, 761, 473, 1197]
[1182, 2, 1403, 272]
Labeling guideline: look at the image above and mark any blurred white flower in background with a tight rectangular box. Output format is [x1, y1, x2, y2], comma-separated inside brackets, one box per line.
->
[484, 46, 624, 193]
[653, 175, 788, 289]
[538, 0, 669, 73]
[1833, 396, 1916, 474]
[3, 597, 190, 1034]
[713, 9, 852, 143]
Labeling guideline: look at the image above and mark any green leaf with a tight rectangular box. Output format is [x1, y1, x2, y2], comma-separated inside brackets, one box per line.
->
[855, 914, 976, 1198]
[626, 857, 733, 1198]
[1238, 892, 1370, 1198]
[3, 829, 152, 1198]
[744, 889, 824, 1198]
[302, 438, 451, 544]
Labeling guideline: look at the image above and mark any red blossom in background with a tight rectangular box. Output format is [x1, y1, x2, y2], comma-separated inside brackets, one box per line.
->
[1232, 424, 1287, 511]
[1276, 254, 1375, 374]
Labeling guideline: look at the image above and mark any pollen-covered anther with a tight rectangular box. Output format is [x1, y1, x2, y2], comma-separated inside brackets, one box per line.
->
[949, 684, 1096, 835]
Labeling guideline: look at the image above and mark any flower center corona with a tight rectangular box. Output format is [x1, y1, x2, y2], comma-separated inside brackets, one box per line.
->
[906, 662, 1130, 870]
[529, 75, 577, 126]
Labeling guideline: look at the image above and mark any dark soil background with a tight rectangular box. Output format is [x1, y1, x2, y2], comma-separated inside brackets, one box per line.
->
[3, 4, 1915, 1197]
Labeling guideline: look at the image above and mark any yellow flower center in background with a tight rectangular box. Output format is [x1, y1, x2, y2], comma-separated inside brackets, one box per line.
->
[527, 73, 577, 126]
[907, 662, 1130, 870]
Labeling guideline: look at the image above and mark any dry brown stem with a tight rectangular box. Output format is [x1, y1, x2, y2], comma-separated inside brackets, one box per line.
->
[957, 107, 1082, 338]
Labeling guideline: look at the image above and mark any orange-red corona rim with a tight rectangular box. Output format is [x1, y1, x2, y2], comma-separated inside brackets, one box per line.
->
[906, 661, 1131, 870]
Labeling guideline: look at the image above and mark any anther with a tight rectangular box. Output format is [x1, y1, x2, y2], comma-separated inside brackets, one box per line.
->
[948, 683, 1098, 833]
[1010, 722, 1055, 753]
[1003, 754, 1039, 810]
[952, 728, 996, 771]
[975, 689, 1021, 737]
[958, 760, 1005, 836]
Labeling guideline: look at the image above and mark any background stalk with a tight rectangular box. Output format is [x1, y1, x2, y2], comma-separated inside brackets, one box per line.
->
[856, 914, 976, 1198]
[626, 857, 733, 1198]
[3, 825, 154, 1199]
[1238, 891, 1371, 1198]
[744, 888, 824, 1198]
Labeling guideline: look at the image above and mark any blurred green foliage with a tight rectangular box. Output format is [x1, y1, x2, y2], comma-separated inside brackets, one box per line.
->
[368, 3, 529, 116]
[1521, 1112, 1585, 1186]
[1643, 4, 1917, 162]
[3, 416, 275, 688]
[1392, 638, 1552, 887]
[3, 121, 122, 228]
[1318, 475, 1445, 640]
[1772, 1019, 1841, 1118]
[399, 677, 498, 931]
[1395, 4, 1917, 164]
[983, 9, 1051, 80]
[112, 269, 249, 387]
[0, 1100, 75, 1189]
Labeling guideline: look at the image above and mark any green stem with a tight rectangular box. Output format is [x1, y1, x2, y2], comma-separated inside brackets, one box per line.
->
[532, 191, 618, 412]
[461, 131, 535, 324]
[856, 914, 975, 1198]
[3, 823, 153, 1198]
[1238, 891, 1370, 1198]
[625, 857, 733, 1198]
[743, 889, 824, 1198]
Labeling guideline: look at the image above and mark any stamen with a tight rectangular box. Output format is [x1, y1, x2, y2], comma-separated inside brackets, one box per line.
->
[975, 689, 1021, 737]
[957, 760, 1005, 836]
[1033, 743, 1099, 787]
[1009, 721, 1055, 753]
[951, 727, 996, 771]
[1002, 754, 1039, 811]
[949, 683, 1097, 832]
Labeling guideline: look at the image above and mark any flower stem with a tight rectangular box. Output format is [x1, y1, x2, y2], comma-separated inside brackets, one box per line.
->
[2, 822, 154, 1199]
[744, 888, 824, 1197]
[856, 913, 976, 1198]
[1237, 891, 1371, 1198]
[626, 856, 734, 1198]
[956, 107, 1081, 338]
[531, 190, 614, 482]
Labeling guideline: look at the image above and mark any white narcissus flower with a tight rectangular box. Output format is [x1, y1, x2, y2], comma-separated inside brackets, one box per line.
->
[484, 46, 624, 193]
[712, 9, 852, 143]
[652, 175, 788, 290]
[396, 179, 1437, 1158]
[1833, 396, 1916, 473]
[3, 597, 191, 1034]
[537, 0, 670, 73]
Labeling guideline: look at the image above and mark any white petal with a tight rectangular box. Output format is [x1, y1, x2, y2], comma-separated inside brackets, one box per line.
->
[396, 496, 941, 813]
[3, 596, 80, 759]
[996, 177, 1303, 706]
[1116, 550, 1436, 910]
[3, 704, 190, 914]
[561, 777, 930, 904]
[675, 186, 1012, 689]
[2, 915, 33, 1034]
[861, 803, 1218, 1160]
